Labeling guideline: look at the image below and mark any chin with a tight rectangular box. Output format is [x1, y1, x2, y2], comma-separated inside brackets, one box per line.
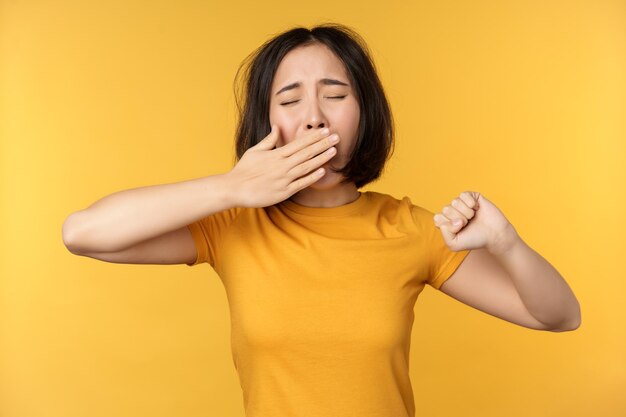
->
[307, 171, 344, 189]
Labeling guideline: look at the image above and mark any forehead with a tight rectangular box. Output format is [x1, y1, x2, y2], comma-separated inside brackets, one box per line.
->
[272, 43, 350, 88]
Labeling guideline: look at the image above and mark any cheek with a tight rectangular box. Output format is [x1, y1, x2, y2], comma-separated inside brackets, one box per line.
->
[336, 108, 360, 148]
[333, 101, 360, 132]
[346, 101, 360, 129]
[276, 125, 298, 148]
[269, 113, 295, 147]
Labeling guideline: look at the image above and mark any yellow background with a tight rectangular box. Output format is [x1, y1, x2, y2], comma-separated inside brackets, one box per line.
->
[1, 0, 624, 416]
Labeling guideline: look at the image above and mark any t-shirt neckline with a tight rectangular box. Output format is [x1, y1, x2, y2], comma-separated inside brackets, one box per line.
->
[278, 191, 368, 217]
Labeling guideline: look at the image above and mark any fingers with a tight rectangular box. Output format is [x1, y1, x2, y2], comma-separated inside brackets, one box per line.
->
[277, 128, 332, 158]
[287, 143, 337, 179]
[254, 124, 281, 151]
[435, 198, 473, 230]
[440, 207, 466, 227]
[449, 197, 475, 219]
[288, 166, 327, 194]
[287, 133, 339, 169]
[458, 192, 478, 210]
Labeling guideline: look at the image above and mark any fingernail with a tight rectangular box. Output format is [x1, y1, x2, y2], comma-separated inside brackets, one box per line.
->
[321, 128, 330, 135]
[453, 219, 462, 225]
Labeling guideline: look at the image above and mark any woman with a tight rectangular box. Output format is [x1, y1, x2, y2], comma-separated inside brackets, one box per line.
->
[63, 23, 581, 417]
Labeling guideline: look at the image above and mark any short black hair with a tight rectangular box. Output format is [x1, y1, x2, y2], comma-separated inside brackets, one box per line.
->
[232, 23, 395, 189]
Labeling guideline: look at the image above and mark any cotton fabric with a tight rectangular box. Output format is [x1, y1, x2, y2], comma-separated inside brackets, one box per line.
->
[186, 191, 471, 417]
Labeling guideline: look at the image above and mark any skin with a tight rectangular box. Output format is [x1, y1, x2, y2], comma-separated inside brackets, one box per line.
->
[269, 42, 361, 208]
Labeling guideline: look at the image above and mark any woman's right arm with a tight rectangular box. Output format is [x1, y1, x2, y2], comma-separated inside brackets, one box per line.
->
[62, 173, 236, 254]
[62, 125, 339, 261]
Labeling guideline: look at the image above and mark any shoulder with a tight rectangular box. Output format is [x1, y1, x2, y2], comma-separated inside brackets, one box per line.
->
[369, 192, 439, 236]
[360, 191, 426, 233]
[367, 191, 431, 214]
[365, 190, 408, 208]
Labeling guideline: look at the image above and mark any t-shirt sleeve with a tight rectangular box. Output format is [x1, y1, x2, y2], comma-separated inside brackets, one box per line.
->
[409, 201, 472, 290]
[185, 206, 244, 268]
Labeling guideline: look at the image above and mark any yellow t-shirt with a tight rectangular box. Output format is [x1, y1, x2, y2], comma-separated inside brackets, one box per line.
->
[186, 190, 470, 417]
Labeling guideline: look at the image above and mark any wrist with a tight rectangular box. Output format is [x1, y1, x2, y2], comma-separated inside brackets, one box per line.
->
[220, 170, 241, 208]
[487, 224, 521, 257]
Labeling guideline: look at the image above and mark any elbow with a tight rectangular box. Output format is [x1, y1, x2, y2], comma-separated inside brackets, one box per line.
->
[567, 312, 582, 332]
[549, 321, 580, 333]
[62, 213, 84, 254]
[549, 310, 582, 333]
[568, 300, 583, 331]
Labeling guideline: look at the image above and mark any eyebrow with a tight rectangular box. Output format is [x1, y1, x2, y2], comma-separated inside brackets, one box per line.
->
[274, 78, 350, 96]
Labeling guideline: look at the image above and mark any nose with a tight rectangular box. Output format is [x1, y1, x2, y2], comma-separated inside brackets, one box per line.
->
[304, 99, 327, 132]
[306, 122, 325, 130]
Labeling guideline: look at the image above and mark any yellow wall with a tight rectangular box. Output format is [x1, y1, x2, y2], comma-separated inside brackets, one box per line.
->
[1, 1, 624, 416]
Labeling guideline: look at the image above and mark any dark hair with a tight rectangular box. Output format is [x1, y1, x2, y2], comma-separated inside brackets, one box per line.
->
[232, 23, 395, 189]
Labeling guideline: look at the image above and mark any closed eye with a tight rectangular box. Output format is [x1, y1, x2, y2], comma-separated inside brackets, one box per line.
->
[280, 96, 347, 106]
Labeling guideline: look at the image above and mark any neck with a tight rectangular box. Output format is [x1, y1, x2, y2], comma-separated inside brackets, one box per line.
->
[287, 182, 360, 208]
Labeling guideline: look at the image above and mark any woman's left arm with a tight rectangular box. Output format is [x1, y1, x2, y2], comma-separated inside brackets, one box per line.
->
[433, 191, 581, 332]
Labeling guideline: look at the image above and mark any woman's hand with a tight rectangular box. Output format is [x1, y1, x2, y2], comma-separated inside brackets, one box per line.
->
[226, 125, 340, 208]
[433, 191, 519, 254]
